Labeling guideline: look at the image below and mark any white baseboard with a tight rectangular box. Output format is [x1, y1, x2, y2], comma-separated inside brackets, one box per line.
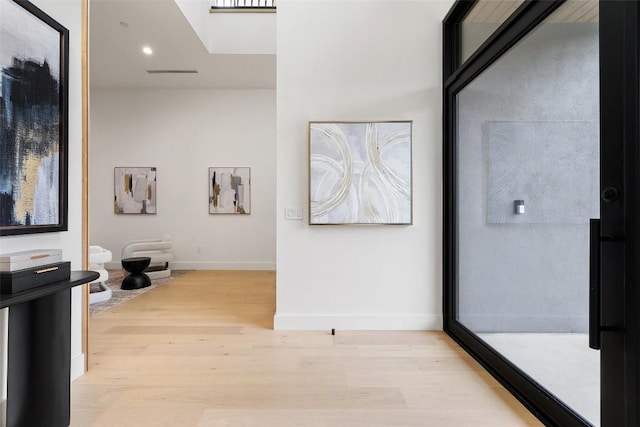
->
[104, 261, 275, 271]
[273, 313, 442, 331]
[71, 353, 85, 382]
[171, 262, 276, 270]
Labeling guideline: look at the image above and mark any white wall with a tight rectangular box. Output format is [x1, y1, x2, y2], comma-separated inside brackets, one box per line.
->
[0, 0, 84, 422]
[275, 0, 453, 330]
[90, 89, 276, 270]
[176, 0, 276, 55]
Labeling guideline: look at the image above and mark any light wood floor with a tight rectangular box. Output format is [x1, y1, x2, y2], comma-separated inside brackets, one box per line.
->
[71, 270, 542, 426]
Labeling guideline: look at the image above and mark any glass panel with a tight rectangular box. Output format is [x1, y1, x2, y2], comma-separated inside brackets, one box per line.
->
[456, 1, 600, 425]
[461, 0, 524, 63]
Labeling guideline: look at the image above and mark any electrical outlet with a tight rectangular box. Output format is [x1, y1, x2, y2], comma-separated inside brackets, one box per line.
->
[197, 246, 203, 254]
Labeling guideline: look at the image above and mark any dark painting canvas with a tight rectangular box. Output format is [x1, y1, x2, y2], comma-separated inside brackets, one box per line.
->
[0, 0, 68, 235]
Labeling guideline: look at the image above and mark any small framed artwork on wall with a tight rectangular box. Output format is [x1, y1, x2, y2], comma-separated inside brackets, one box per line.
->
[309, 121, 412, 225]
[114, 167, 157, 214]
[209, 167, 251, 214]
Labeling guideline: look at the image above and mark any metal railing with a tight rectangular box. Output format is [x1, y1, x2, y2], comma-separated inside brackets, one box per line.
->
[210, 0, 275, 11]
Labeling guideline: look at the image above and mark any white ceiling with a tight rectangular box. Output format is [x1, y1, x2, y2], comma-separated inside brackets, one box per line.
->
[90, 0, 276, 89]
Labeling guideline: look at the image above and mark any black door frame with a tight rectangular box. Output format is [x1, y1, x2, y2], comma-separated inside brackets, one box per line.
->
[443, 1, 638, 426]
[601, 1, 640, 426]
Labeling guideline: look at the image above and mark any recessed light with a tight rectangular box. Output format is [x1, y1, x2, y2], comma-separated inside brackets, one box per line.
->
[142, 46, 153, 55]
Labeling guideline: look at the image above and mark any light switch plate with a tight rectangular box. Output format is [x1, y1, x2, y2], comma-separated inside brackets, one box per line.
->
[285, 206, 303, 220]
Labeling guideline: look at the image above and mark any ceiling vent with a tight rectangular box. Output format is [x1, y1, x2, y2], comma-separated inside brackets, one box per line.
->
[146, 70, 199, 74]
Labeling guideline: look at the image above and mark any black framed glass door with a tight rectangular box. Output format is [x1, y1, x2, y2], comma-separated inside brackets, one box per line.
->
[443, 1, 638, 426]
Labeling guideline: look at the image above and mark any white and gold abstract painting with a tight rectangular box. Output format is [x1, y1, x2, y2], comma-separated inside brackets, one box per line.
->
[309, 121, 412, 225]
[209, 167, 251, 214]
[114, 167, 157, 214]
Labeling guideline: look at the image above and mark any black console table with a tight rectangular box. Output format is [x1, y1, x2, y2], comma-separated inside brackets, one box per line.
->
[0, 270, 99, 427]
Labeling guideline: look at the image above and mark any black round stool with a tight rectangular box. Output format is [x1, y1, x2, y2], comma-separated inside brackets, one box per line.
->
[121, 256, 152, 290]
